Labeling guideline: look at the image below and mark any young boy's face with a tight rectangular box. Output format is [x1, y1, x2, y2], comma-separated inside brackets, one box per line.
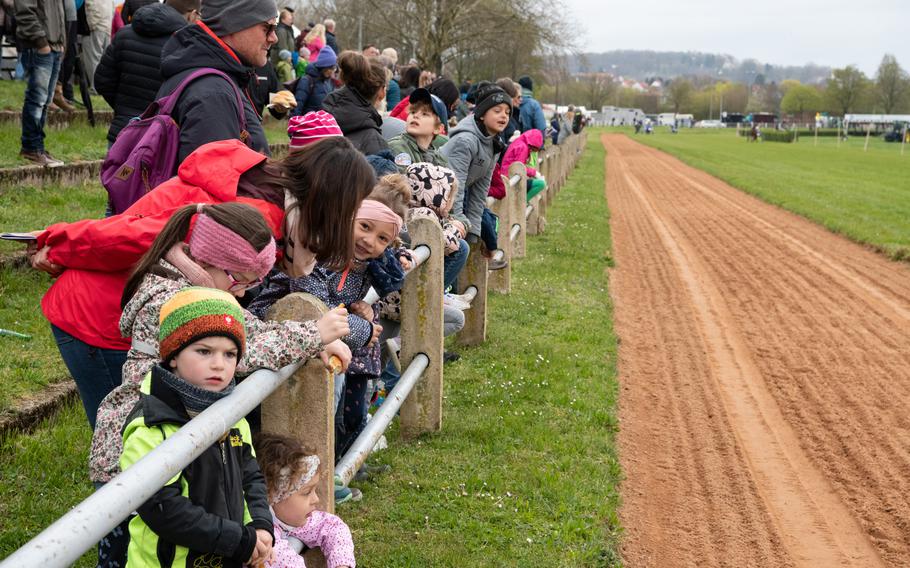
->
[406, 107, 440, 138]
[482, 103, 511, 135]
[171, 337, 238, 393]
[272, 475, 320, 526]
[354, 218, 397, 261]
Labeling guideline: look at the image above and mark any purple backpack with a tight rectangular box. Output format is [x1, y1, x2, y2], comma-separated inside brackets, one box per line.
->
[100, 68, 249, 215]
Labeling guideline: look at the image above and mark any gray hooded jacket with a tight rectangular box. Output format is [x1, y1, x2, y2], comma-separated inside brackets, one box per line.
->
[440, 115, 497, 237]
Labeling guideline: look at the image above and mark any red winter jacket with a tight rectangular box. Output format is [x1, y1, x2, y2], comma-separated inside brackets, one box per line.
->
[389, 96, 411, 121]
[39, 140, 284, 350]
[488, 129, 543, 200]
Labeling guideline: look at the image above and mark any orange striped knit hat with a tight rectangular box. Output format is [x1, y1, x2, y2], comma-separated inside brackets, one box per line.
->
[158, 287, 246, 363]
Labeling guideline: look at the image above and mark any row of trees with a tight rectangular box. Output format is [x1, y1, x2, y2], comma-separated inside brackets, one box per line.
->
[538, 55, 910, 121]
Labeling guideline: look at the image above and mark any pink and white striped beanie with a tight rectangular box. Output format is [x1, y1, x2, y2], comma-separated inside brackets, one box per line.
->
[287, 111, 343, 149]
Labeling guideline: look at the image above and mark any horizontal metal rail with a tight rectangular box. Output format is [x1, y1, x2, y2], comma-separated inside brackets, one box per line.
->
[334, 354, 430, 485]
[0, 362, 303, 568]
[362, 244, 431, 305]
[509, 223, 521, 242]
[525, 204, 534, 219]
[509, 174, 521, 187]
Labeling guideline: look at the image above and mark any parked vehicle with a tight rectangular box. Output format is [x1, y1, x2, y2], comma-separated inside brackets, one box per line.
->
[694, 120, 725, 129]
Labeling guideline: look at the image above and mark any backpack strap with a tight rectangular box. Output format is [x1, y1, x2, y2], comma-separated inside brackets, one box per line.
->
[157, 67, 248, 133]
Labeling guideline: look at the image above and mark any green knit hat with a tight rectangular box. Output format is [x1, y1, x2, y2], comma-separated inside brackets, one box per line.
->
[158, 287, 246, 363]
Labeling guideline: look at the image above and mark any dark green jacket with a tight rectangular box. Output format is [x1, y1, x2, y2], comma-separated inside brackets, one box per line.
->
[388, 132, 450, 173]
[120, 366, 272, 568]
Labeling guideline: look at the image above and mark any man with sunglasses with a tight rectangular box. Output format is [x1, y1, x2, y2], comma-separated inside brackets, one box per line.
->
[155, 0, 279, 167]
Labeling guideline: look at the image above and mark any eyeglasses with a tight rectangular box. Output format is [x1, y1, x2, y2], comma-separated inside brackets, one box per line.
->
[262, 22, 278, 36]
[224, 270, 263, 292]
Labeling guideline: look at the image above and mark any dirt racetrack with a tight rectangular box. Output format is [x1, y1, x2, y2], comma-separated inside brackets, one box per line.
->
[604, 134, 910, 567]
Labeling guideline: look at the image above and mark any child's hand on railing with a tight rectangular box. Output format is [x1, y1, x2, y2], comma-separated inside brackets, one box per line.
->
[246, 528, 274, 566]
[321, 339, 351, 373]
[348, 300, 375, 321]
[368, 321, 383, 347]
[397, 250, 413, 271]
[317, 306, 350, 344]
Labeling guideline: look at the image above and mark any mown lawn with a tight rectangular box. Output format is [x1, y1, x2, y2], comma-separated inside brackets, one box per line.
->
[0, 78, 112, 111]
[0, 133, 623, 566]
[623, 127, 910, 260]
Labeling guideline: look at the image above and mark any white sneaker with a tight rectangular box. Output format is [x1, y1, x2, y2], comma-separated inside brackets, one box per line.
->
[443, 293, 471, 311]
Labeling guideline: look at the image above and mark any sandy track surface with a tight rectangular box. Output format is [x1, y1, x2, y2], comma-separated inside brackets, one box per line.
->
[603, 134, 910, 567]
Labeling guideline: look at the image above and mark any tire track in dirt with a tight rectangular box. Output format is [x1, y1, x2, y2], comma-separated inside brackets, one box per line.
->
[604, 133, 909, 567]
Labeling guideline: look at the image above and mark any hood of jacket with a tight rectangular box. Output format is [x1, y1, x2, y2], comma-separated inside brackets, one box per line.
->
[159, 23, 254, 87]
[322, 86, 382, 135]
[131, 2, 188, 37]
[176, 139, 269, 200]
[447, 113, 494, 149]
[518, 129, 543, 149]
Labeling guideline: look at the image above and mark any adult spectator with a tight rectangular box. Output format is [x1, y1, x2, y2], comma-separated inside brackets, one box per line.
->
[94, 0, 199, 145]
[322, 50, 388, 155]
[362, 44, 379, 58]
[291, 45, 336, 116]
[270, 7, 295, 65]
[324, 17, 338, 53]
[398, 65, 420, 99]
[52, 0, 76, 112]
[119, 0, 155, 23]
[83, 0, 113, 91]
[495, 77, 521, 142]
[517, 75, 547, 134]
[14, 0, 67, 166]
[156, 0, 278, 165]
[381, 49, 400, 110]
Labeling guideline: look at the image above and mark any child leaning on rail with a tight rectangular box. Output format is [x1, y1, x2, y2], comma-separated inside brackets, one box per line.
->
[256, 432, 356, 568]
[119, 288, 274, 568]
[248, 180, 410, 502]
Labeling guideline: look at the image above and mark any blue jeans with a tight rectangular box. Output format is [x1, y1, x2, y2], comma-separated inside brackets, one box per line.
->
[20, 48, 62, 153]
[480, 208, 499, 252]
[443, 238, 469, 292]
[51, 325, 128, 430]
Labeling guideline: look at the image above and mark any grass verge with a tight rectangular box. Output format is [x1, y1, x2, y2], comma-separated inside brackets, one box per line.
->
[624, 127, 910, 260]
[0, 133, 621, 566]
[342, 133, 622, 566]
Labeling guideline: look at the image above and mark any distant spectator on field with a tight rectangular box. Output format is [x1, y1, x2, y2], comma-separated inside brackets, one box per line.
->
[295, 45, 310, 77]
[291, 45, 336, 116]
[14, 0, 67, 166]
[94, 0, 200, 145]
[362, 44, 379, 58]
[83, 0, 114, 90]
[398, 65, 420, 99]
[381, 50, 401, 111]
[304, 23, 325, 63]
[517, 75, 547, 135]
[270, 7, 295, 65]
[324, 18, 338, 53]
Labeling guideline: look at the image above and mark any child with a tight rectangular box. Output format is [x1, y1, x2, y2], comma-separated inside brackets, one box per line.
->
[277, 50, 296, 84]
[489, 129, 547, 202]
[120, 288, 274, 568]
[387, 87, 450, 171]
[256, 432, 356, 568]
[295, 47, 311, 79]
[441, 84, 513, 271]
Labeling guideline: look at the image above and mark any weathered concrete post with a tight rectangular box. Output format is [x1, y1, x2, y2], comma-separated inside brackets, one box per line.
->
[264, 294, 334, 568]
[458, 238, 488, 345]
[399, 217, 445, 438]
[488, 188, 511, 294]
[508, 162, 527, 259]
[527, 193, 542, 236]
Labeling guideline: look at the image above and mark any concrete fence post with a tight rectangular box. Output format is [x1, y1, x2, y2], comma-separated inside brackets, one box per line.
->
[458, 238, 488, 345]
[399, 217, 445, 439]
[544, 147, 555, 207]
[527, 193, 543, 236]
[488, 187, 512, 294]
[264, 295, 334, 568]
[508, 162, 527, 259]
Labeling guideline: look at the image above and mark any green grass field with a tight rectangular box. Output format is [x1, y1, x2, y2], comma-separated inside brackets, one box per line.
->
[0, 79, 111, 112]
[0, 133, 623, 566]
[619, 127, 910, 260]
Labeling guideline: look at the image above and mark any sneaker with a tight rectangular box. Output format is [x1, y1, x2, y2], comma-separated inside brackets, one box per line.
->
[354, 462, 391, 482]
[335, 486, 354, 505]
[19, 150, 64, 168]
[53, 84, 75, 112]
[488, 258, 509, 271]
[443, 293, 471, 311]
[446, 291, 474, 306]
[443, 350, 461, 363]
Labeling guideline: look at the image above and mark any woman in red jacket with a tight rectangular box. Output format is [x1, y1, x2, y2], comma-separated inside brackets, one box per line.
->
[30, 137, 374, 428]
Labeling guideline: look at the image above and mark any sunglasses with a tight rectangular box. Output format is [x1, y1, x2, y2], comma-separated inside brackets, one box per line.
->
[262, 22, 278, 36]
[224, 270, 263, 292]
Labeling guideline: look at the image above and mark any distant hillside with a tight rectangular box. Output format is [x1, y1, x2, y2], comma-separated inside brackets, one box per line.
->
[571, 50, 831, 84]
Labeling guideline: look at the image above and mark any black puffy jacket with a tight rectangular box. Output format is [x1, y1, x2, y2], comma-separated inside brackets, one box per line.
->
[156, 23, 269, 166]
[94, 3, 188, 143]
[322, 86, 388, 155]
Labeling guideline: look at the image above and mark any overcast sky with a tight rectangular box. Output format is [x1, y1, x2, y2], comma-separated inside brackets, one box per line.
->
[563, 0, 908, 75]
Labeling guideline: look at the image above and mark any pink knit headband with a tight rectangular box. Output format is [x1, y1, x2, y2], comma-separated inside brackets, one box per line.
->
[188, 213, 277, 279]
[356, 199, 402, 236]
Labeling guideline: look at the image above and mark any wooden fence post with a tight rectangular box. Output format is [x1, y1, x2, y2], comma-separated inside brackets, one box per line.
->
[399, 217, 445, 438]
[263, 294, 334, 568]
[508, 162, 527, 259]
[457, 239, 488, 345]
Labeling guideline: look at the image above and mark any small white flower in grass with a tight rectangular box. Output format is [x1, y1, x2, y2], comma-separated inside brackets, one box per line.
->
[526, 538, 533, 544]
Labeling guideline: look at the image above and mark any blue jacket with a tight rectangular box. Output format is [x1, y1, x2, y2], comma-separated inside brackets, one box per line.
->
[519, 87, 547, 134]
[291, 65, 335, 117]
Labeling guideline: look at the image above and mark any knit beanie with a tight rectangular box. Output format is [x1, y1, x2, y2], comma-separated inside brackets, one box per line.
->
[518, 76, 533, 91]
[201, 0, 278, 36]
[426, 78, 460, 110]
[288, 111, 343, 149]
[314, 45, 337, 69]
[159, 288, 247, 363]
[473, 85, 511, 119]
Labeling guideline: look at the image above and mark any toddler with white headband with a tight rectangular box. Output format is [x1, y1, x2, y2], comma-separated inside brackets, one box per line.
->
[256, 432, 356, 568]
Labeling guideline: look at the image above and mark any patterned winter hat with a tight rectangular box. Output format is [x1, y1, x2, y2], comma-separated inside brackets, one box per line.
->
[405, 162, 457, 213]
[288, 111, 343, 149]
[159, 287, 246, 363]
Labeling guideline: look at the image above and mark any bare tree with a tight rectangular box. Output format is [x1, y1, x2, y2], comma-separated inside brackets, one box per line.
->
[875, 54, 910, 114]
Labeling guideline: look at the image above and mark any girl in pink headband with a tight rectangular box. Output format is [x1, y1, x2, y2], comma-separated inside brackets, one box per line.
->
[89, 202, 354, 493]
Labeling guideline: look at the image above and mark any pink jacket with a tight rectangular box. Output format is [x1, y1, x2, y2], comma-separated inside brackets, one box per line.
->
[488, 129, 543, 199]
[269, 510, 356, 568]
